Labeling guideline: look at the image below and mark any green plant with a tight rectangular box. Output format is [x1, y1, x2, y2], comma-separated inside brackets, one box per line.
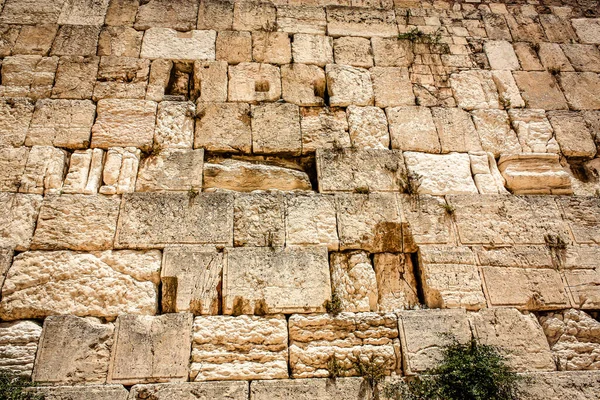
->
[398, 28, 442, 44]
[327, 355, 344, 379]
[0, 373, 42, 400]
[324, 291, 343, 314]
[400, 171, 422, 195]
[354, 186, 370, 194]
[353, 354, 387, 389]
[499, 95, 511, 109]
[442, 203, 455, 216]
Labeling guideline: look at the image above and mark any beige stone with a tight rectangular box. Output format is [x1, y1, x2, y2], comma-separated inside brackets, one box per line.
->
[62, 148, 104, 194]
[0, 98, 34, 147]
[346, 105, 389, 149]
[154, 101, 195, 149]
[18, 146, 67, 195]
[109, 313, 193, 384]
[281, 63, 326, 106]
[540, 14, 577, 43]
[285, 193, 338, 250]
[450, 70, 500, 110]
[58, 0, 110, 25]
[561, 44, 600, 73]
[538, 43, 574, 73]
[116, 192, 234, 248]
[99, 147, 140, 195]
[192, 61, 228, 102]
[484, 40, 519, 70]
[0, 147, 29, 192]
[289, 312, 400, 378]
[140, 28, 216, 61]
[513, 71, 568, 110]
[300, 107, 350, 154]
[326, 6, 397, 37]
[0, 250, 160, 320]
[98, 26, 142, 57]
[0, 248, 12, 290]
[223, 247, 330, 315]
[292, 33, 333, 66]
[557, 197, 600, 245]
[0, 24, 20, 57]
[571, 18, 600, 45]
[330, 251, 377, 312]
[0, 320, 42, 378]
[514, 42, 544, 71]
[134, 0, 198, 31]
[432, 107, 482, 153]
[216, 31, 251, 64]
[563, 269, 600, 309]
[559, 72, 600, 110]
[51, 56, 99, 100]
[276, 5, 327, 35]
[400, 194, 452, 248]
[136, 149, 204, 192]
[523, 371, 600, 400]
[0, 0, 65, 24]
[404, 152, 478, 195]
[31, 385, 128, 400]
[251, 378, 369, 400]
[371, 67, 414, 108]
[92, 99, 157, 150]
[48, 25, 99, 56]
[130, 381, 248, 400]
[508, 109, 559, 153]
[472, 109, 521, 157]
[1, 55, 58, 99]
[33, 316, 113, 384]
[228, 63, 281, 103]
[371, 37, 414, 67]
[252, 32, 291, 65]
[197, 0, 234, 31]
[191, 315, 288, 381]
[386, 106, 439, 153]
[252, 103, 301, 155]
[105, 0, 138, 26]
[491, 69, 526, 108]
[326, 64, 373, 106]
[195, 102, 251, 153]
[474, 245, 555, 269]
[234, 192, 285, 247]
[232, 1, 276, 31]
[548, 111, 596, 158]
[333, 36, 373, 68]
[93, 56, 149, 100]
[145, 59, 172, 101]
[13, 24, 58, 56]
[498, 154, 572, 195]
[373, 253, 418, 311]
[0, 193, 42, 251]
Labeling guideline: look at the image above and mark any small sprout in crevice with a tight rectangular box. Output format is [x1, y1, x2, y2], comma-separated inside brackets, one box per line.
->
[265, 231, 276, 248]
[352, 354, 387, 390]
[544, 234, 568, 250]
[499, 95, 511, 109]
[187, 186, 199, 205]
[324, 291, 343, 315]
[400, 171, 423, 196]
[327, 355, 344, 379]
[442, 202, 455, 216]
[354, 186, 370, 195]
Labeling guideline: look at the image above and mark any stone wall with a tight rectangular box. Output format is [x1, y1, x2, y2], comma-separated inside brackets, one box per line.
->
[0, 0, 599, 398]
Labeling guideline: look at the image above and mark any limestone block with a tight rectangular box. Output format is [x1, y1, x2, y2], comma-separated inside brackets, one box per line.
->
[98, 26, 143, 57]
[58, 0, 109, 25]
[192, 61, 228, 102]
[26, 99, 95, 149]
[469, 308, 556, 372]
[472, 109, 521, 157]
[450, 70, 500, 110]
[561, 44, 600, 73]
[300, 107, 349, 153]
[0, 147, 29, 192]
[234, 192, 285, 247]
[317, 149, 405, 192]
[276, 5, 327, 35]
[116, 192, 234, 248]
[228, 63, 281, 103]
[291, 34, 333, 66]
[398, 309, 472, 374]
[253, 378, 370, 400]
[216, 31, 251, 64]
[0, 193, 42, 251]
[191, 315, 288, 381]
[474, 245, 555, 269]
[136, 149, 204, 192]
[386, 106, 439, 153]
[0, 0, 65, 24]
[252, 32, 291, 65]
[140, 28, 216, 61]
[432, 107, 482, 153]
[93, 56, 150, 100]
[371, 67, 414, 108]
[92, 99, 157, 150]
[326, 6, 397, 37]
[13, 24, 58, 56]
[548, 111, 596, 158]
[508, 109, 558, 153]
[195, 102, 251, 153]
[289, 312, 400, 378]
[31, 385, 129, 400]
[0, 250, 160, 320]
[134, 0, 198, 31]
[513, 71, 568, 110]
[0, 98, 34, 147]
[571, 18, 600, 44]
[1, 55, 58, 99]
[330, 251, 377, 312]
[557, 197, 600, 245]
[0, 247, 12, 290]
[285, 193, 338, 250]
[281, 64, 326, 106]
[0, 320, 42, 378]
[33, 316, 113, 384]
[197, 0, 234, 31]
[559, 72, 600, 110]
[538, 43, 574, 72]
[232, 1, 276, 31]
[540, 14, 577, 43]
[404, 152, 478, 195]
[484, 40, 519, 70]
[399, 194, 451, 247]
[99, 147, 140, 195]
[62, 148, 105, 194]
[346, 105, 389, 149]
[482, 13, 512, 41]
[108, 313, 193, 384]
[523, 371, 600, 400]
[222, 247, 330, 315]
[498, 154, 572, 195]
[333, 36, 373, 68]
[373, 253, 418, 311]
[145, 59, 172, 101]
[18, 146, 67, 195]
[336, 193, 403, 253]
[563, 269, 600, 309]
[154, 101, 194, 149]
[0, 24, 20, 57]
[50, 25, 100, 56]
[51, 56, 99, 99]
[105, 0, 138, 26]
[514, 42, 544, 71]
[417, 245, 486, 310]
[371, 38, 414, 67]
[326, 64, 373, 106]
[130, 381, 249, 400]
[251, 103, 301, 155]
[491, 70, 526, 108]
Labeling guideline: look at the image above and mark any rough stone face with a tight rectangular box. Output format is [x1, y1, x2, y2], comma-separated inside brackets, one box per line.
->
[92, 99, 157, 150]
[548, 111, 596, 158]
[450, 70, 500, 110]
[472, 109, 522, 157]
[193, 61, 228, 102]
[0, 193, 42, 251]
[484, 40, 519, 70]
[99, 147, 140, 195]
[386, 106, 440, 153]
[538, 44, 575, 73]
[400, 194, 452, 248]
[30, 385, 129, 400]
[492, 69, 526, 108]
[145, 59, 172, 101]
[469, 308, 556, 372]
[50, 25, 100, 57]
[136, 149, 204, 192]
[105, 0, 138, 26]
[0, 98, 34, 147]
[326, 6, 397, 37]
[33, 316, 114, 384]
[51, 56, 99, 99]
[346, 105, 389, 149]
[292, 34, 333, 66]
[197, 0, 234, 31]
[0, 247, 12, 290]
[513, 71, 568, 110]
[98, 26, 143, 57]
[191, 315, 288, 381]
[281, 63, 326, 106]
[557, 197, 600, 245]
[285, 193, 338, 250]
[154, 101, 195, 149]
[93, 56, 150, 100]
[508, 109, 559, 153]
[498, 154, 572, 195]
[559, 72, 600, 110]
[228, 63, 281, 103]
[371, 38, 414, 67]
[330, 251, 377, 312]
[0, 0, 65, 24]
[276, 5, 327, 35]
[432, 107, 482, 153]
[373, 253, 419, 311]
[222, 247, 331, 315]
[0, 320, 42, 378]
[108, 313, 193, 385]
[251, 378, 369, 400]
[234, 192, 285, 247]
[116, 192, 234, 248]
[571, 18, 600, 44]
[58, 0, 110, 25]
[300, 107, 350, 154]
[195, 102, 251, 153]
[232, 1, 276, 31]
[1, 55, 58, 99]
[0, 147, 29, 192]
[333, 36, 373, 68]
[371, 67, 414, 108]
[130, 381, 249, 400]
[561, 44, 600, 73]
[289, 312, 400, 378]
[563, 269, 600, 309]
[18, 145, 66, 195]
[216, 31, 251, 64]
[523, 371, 600, 400]
[134, 0, 198, 31]
[0, 250, 160, 320]
[62, 148, 104, 194]
[326, 64, 373, 107]
[252, 32, 291, 65]
[140, 28, 216, 61]
[404, 152, 478, 195]
[251, 103, 301, 155]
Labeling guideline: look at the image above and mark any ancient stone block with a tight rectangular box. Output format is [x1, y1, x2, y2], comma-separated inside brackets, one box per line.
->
[432, 107, 482, 153]
[0, 98, 34, 147]
[134, 0, 198, 31]
[547, 111, 596, 158]
[0, 24, 20, 57]
[289, 312, 400, 378]
[93, 56, 150, 100]
[326, 6, 397, 37]
[557, 197, 600, 245]
[371, 67, 414, 108]
[191, 315, 288, 381]
[1, 55, 58, 99]
[559, 72, 600, 110]
[0, 320, 42, 378]
[371, 38, 414, 67]
[300, 107, 350, 153]
[13, 24, 58, 56]
[154, 101, 194, 149]
[346, 105, 388, 149]
[523, 371, 600, 400]
[108, 313, 193, 384]
[563, 269, 600, 309]
[193, 61, 228, 102]
[498, 154, 572, 195]
[281, 63, 326, 106]
[0, 0, 65, 24]
[508, 109, 558, 153]
[326, 64, 373, 106]
[98, 26, 142, 57]
[330, 251, 377, 312]
[386, 106, 439, 153]
[92, 99, 157, 150]
[398, 309, 472, 374]
[472, 109, 521, 157]
[33, 316, 114, 384]
[539, 14, 577, 43]
[251, 378, 369, 400]
[292, 33, 333, 66]
[228, 63, 281, 103]
[195, 103, 251, 152]
[285, 193, 338, 250]
[538, 43, 573, 72]
[51, 56, 99, 99]
[251, 103, 301, 155]
[18, 146, 67, 195]
[470, 308, 556, 372]
[277, 5, 327, 35]
[140, 28, 216, 61]
[514, 42, 543, 71]
[404, 152, 478, 195]
[99, 147, 140, 194]
[197, 0, 234, 31]
[223, 247, 330, 315]
[145, 59, 172, 101]
[373, 253, 418, 311]
[216, 31, 251, 64]
[0, 147, 28, 192]
[0, 250, 160, 320]
[482, 13, 511, 41]
[50, 25, 100, 56]
[0, 247, 12, 290]
[130, 381, 248, 400]
[513, 71, 568, 110]
[58, 0, 109, 25]
[136, 149, 204, 192]
[116, 192, 234, 248]
[449, 70, 500, 110]
[0, 193, 42, 251]
[333, 36, 373, 68]
[400, 194, 452, 247]
[62, 148, 104, 194]
[234, 192, 285, 247]
[484, 40, 519, 70]
[232, 1, 276, 31]
[561, 44, 600, 74]
[252, 32, 291, 65]
[31, 385, 129, 400]
[571, 18, 600, 45]
[491, 69, 526, 108]
[105, 0, 138, 26]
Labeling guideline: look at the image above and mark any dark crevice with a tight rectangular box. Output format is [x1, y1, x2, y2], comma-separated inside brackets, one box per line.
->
[410, 251, 427, 306]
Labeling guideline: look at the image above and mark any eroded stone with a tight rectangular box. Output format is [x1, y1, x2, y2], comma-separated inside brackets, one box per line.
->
[136, 149, 204, 192]
[330, 251, 377, 312]
[140, 28, 216, 61]
[92, 99, 157, 150]
[0, 193, 42, 251]
[404, 152, 478, 195]
[0, 320, 42, 378]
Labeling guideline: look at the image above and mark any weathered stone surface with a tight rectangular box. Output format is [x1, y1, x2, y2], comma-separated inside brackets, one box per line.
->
[93, 56, 150, 100]
[472, 109, 521, 157]
[105, 0, 138, 26]
[116, 192, 234, 248]
[145, 59, 172, 101]
[277, 5, 327, 35]
[404, 152, 478, 195]
[317, 149, 405, 192]
[346, 105, 388, 149]
[136, 149, 204, 192]
[547, 111, 596, 158]
[285, 193, 337, 250]
[134, 0, 198, 31]
[50, 25, 100, 56]
[0, 0, 65, 24]
[197, 0, 234, 31]
[191, 315, 288, 381]
[333, 36, 373, 68]
[33, 316, 113, 384]
[498, 154, 572, 195]
[492, 69, 526, 108]
[154, 101, 194, 148]
[557, 197, 600, 245]
[514, 42, 544, 71]
[228, 63, 281, 103]
[1, 55, 58, 99]
[223, 247, 330, 315]
[373, 253, 418, 311]
[432, 107, 482, 153]
[300, 107, 350, 153]
[92, 99, 157, 150]
[130, 381, 249, 400]
[470, 308, 556, 372]
[62, 148, 104, 194]
[0, 250, 160, 320]
[400, 194, 451, 247]
[195, 102, 251, 153]
[289, 312, 400, 378]
[234, 192, 284, 247]
[386, 106, 439, 153]
[538, 43, 574, 72]
[326, 6, 397, 37]
[141, 28, 216, 61]
[559, 72, 600, 110]
[484, 40, 519, 70]
[371, 37, 414, 67]
[51, 56, 99, 99]
[98, 26, 143, 57]
[252, 103, 301, 155]
[109, 313, 193, 384]
[513, 71, 568, 110]
[193, 61, 228, 102]
[281, 63, 326, 106]
[18, 146, 67, 195]
[58, 0, 109, 25]
[0, 24, 20, 57]
[232, 1, 276, 31]
[508, 109, 559, 153]
[31, 385, 129, 400]
[450, 70, 500, 110]
[0, 98, 34, 147]
[330, 251, 377, 312]
[0, 147, 28, 192]
[0, 247, 12, 290]
[251, 378, 369, 400]
[216, 31, 251, 64]
[563, 268, 600, 309]
[0, 320, 42, 378]
[326, 64, 373, 107]
[571, 18, 600, 45]
[252, 32, 291, 65]
[370, 67, 414, 108]
[292, 33, 333, 66]
[523, 371, 600, 400]
[99, 147, 140, 195]
[0, 193, 42, 251]
[561, 44, 600, 73]
[474, 245, 555, 269]
[398, 309, 472, 374]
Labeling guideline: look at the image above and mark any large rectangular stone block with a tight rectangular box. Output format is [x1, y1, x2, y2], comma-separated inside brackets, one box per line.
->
[404, 152, 478, 195]
[0, 98, 34, 147]
[195, 102, 251, 153]
[18, 145, 67, 195]
[130, 381, 249, 400]
[251, 103, 301, 155]
[140, 28, 216, 61]
[30, 385, 129, 400]
[0, 193, 42, 251]
[234, 192, 285, 247]
[326, 6, 397, 37]
[62, 148, 105, 194]
[285, 193, 338, 250]
[557, 197, 600, 244]
[498, 154, 572, 195]
[93, 56, 150, 100]
[563, 268, 600, 309]
[374, 253, 419, 311]
[135, 149, 204, 192]
[58, 0, 110, 25]
[386, 106, 439, 153]
[399, 194, 452, 248]
[134, 0, 198, 31]
[228, 63, 281, 103]
[0, 147, 29, 192]
[330, 250, 377, 312]
[0, 0, 65, 24]
[276, 5, 327, 35]
[250, 378, 369, 400]
[0, 320, 42, 378]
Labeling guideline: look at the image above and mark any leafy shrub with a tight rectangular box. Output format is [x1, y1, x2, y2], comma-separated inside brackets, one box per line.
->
[0, 372, 42, 400]
[324, 291, 343, 315]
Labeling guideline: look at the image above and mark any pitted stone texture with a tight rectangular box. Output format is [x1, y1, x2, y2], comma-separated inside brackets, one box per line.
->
[116, 192, 234, 248]
[141, 28, 216, 61]
[0, 320, 42, 378]
[130, 381, 249, 400]
[216, 31, 251, 64]
[104, 0, 138, 26]
[1, 55, 58, 99]
[58, 0, 110, 25]
[285, 193, 338, 251]
[557, 197, 600, 245]
[252, 32, 291, 65]
[191, 315, 288, 381]
[333, 36, 373, 68]
[0, 98, 34, 147]
[0, 248, 12, 290]
[398, 309, 472, 375]
[484, 40, 520, 71]
[289, 312, 400, 378]
[223, 247, 330, 315]
[418, 245, 486, 310]
[539, 43, 575, 72]
[197, 0, 234, 31]
[326, 64, 373, 107]
[50, 25, 100, 57]
[228, 63, 281, 103]
[251, 103, 301, 155]
[371, 67, 414, 108]
[136, 149, 204, 192]
[560, 73, 600, 110]
[470, 308, 556, 372]
[195, 103, 251, 153]
[109, 313, 193, 385]
[561, 44, 600, 73]
[474, 245, 555, 269]
[234, 192, 285, 247]
[18, 146, 66, 195]
[292, 34, 333, 66]
[571, 19, 600, 45]
[281, 63, 326, 106]
[99, 147, 140, 195]
[498, 154, 572, 195]
[539, 309, 600, 371]
[134, 0, 198, 31]
[232, 1, 276, 31]
[62, 148, 104, 194]
[400, 194, 452, 248]
[154, 101, 195, 149]
[371, 38, 414, 68]
[193, 61, 228, 102]
[492, 70, 526, 108]
[146, 59, 172, 101]
[93, 56, 150, 100]
[450, 70, 500, 110]
[386, 106, 439, 153]
[0, 0, 65, 24]
[404, 152, 478, 195]
[508, 109, 558, 153]
[0, 25, 20, 57]
[513, 71, 568, 110]
[0, 193, 42, 251]
[472, 109, 522, 157]
[252, 378, 368, 400]
[330, 251, 377, 312]
[277, 5, 327, 35]
[432, 107, 482, 153]
[33, 316, 113, 384]
[98, 26, 143, 57]
[523, 371, 600, 400]
[92, 99, 157, 150]
[0, 147, 29, 192]
[346, 105, 389, 149]
[374, 253, 418, 312]
[548, 111, 597, 158]
[563, 269, 600, 309]
[31, 385, 128, 400]
[326, 6, 397, 38]
[300, 107, 350, 154]
[317, 149, 405, 193]
[52, 56, 99, 100]
[0, 250, 160, 320]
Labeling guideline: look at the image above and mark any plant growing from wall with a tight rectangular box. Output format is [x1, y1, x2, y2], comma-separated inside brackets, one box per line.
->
[0, 373, 42, 400]
[324, 291, 343, 314]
